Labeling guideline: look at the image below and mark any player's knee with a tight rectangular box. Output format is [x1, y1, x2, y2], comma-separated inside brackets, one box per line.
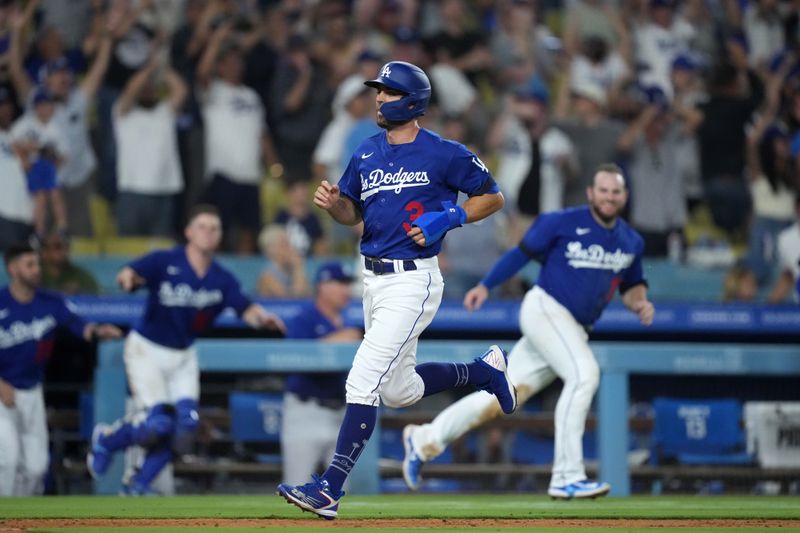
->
[577, 365, 600, 394]
[135, 404, 176, 446]
[174, 398, 199, 434]
[380, 389, 421, 409]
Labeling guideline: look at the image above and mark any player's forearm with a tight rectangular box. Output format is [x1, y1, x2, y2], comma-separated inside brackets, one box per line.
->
[462, 191, 504, 223]
[621, 284, 648, 311]
[327, 197, 362, 226]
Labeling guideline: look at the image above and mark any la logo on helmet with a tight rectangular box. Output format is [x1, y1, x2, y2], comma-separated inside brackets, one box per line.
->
[381, 64, 392, 77]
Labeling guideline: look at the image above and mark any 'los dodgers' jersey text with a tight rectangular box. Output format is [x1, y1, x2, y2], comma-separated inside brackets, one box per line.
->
[338, 128, 498, 258]
[0, 288, 87, 389]
[129, 247, 252, 349]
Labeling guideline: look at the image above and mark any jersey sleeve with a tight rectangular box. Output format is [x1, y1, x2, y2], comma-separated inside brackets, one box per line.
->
[445, 143, 498, 196]
[337, 155, 363, 209]
[619, 238, 647, 293]
[223, 273, 253, 316]
[518, 212, 561, 261]
[127, 251, 165, 285]
[56, 296, 90, 339]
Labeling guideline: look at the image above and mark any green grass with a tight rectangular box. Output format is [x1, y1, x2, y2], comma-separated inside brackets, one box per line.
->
[0, 495, 798, 520]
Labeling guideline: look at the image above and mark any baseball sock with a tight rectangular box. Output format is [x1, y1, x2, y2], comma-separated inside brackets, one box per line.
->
[322, 403, 377, 495]
[131, 441, 173, 489]
[417, 361, 491, 397]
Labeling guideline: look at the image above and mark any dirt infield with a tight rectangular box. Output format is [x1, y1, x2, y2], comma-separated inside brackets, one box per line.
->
[3, 518, 800, 530]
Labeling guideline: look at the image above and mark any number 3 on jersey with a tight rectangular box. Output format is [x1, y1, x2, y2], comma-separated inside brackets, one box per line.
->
[402, 201, 425, 233]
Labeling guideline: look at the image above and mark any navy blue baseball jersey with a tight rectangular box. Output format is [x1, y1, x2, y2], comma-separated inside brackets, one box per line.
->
[338, 128, 498, 259]
[128, 247, 252, 349]
[0, 287, 88, 389]
[521, 206, 646, 325]
[284, 302, 348, 403]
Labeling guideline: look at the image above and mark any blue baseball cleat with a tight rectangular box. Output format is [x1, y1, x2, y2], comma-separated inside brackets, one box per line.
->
[548, 479, 611, 499]
[119, 480, 160, 496]
[402, 424, 423, 491]
[87, 423, 112, 480]
[476, 345, 517, 414]
[277, 474, 343, 520]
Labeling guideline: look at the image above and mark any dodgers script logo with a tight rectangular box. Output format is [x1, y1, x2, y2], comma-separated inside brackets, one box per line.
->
[360, 168, 430, 199]
[158, 282, 224, 308]
[0, 315, 57, 348]
[564, 242, 634, 273]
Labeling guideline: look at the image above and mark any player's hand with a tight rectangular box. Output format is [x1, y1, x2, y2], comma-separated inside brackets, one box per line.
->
[84, 323, 124, 341]
[463, 284, 489, 312]
[406, 226, 427, 247]
[117, 267, 144, 293]
[0, 378, 15, 408]
[313, 180, 341, 211]
[243, 304, 287, 334]
[632, 299, 655, 326]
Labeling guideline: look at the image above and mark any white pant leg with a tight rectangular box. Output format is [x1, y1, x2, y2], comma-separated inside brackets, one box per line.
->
[521, 287, 599, 488]
[281, 393, 346, 485]
[411, 336, 557, 461]
[346, 269, 443, 407]
[167, 346, 199, 404]
[0, 400, 21, 496]
[124, 331, 170, 408]
[13, 386, 49, 496]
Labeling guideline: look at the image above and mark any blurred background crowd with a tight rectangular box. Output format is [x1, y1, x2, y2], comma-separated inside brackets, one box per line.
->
[1, 0, 799, 303]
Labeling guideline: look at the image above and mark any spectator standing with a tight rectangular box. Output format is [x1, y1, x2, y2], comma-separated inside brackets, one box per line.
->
[281, 261, 362, 485]
[0, 243, 120, 496]
[10, 87, 67, 242]
[0, 86, 34, 251]
[113, 50, 187, 237]
[197, 21, 278, 254]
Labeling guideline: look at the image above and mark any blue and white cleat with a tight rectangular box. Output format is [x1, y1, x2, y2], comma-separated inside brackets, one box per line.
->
[119, 480, 160, 496]
[548, 479, 611, 500]
[87, 423, 111, 479]
[402, 424, 424, 491]
[277, 474, 343, 520]
[476, 345, 517, 414]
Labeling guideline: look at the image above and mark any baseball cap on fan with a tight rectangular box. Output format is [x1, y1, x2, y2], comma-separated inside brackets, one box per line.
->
[315, 262, 355, 284]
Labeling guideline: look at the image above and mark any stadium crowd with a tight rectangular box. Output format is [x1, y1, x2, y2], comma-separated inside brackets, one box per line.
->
[0, 0, 798, 301]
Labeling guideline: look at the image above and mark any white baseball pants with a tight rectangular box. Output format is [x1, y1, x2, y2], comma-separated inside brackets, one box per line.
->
[346, 257, 443, 408]
[0, 385, 49, 496]
[411, 285, 599, 488]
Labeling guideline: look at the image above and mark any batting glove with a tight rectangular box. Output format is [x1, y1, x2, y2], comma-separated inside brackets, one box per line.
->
[412, 201, 467, 246]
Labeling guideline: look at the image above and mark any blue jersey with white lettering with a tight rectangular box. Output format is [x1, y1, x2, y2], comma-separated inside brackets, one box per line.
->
[129, 247, 252, 349]
[0, 287, 88, 389]
[521, 206, 646, 326]
[338, 128, 498, 259]
[284, 302, 348, 404]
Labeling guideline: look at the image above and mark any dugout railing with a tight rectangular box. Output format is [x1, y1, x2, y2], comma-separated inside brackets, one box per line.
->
[90, 339, 800, 496]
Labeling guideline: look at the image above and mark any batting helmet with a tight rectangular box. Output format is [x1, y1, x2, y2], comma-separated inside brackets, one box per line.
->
[364, 61, 431, 122]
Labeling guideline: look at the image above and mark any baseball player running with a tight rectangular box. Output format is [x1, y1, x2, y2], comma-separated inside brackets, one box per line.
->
[403, 164, 655, 499]
[0, 243, 121, 496]
[87, 204, 284, 495]
[277, 60, 515, 519]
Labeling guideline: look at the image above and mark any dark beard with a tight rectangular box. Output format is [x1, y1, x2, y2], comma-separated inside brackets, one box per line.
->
[377, 114, 406, 130]
[590, 203, 618, 225]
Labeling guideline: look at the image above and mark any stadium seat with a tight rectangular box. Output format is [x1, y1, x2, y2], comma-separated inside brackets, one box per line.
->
[228, 391, 283, 464]
[651, 397, 752, 465]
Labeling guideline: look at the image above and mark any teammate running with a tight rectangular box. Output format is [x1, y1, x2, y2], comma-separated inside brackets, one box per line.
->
[277, 60, 515, 519]
[403, 163, 654, 499]
[87, 204, 284, 495]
